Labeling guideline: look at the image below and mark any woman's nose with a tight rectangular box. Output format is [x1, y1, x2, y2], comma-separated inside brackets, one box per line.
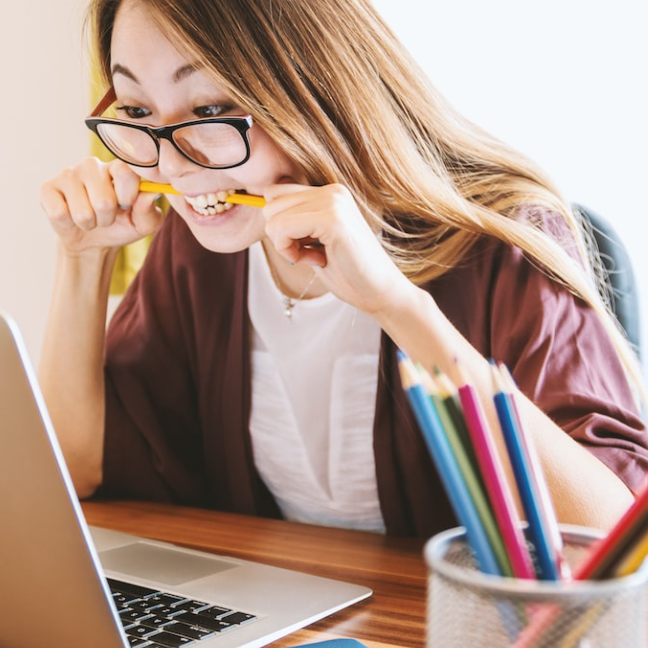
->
[156, 139, 196, 178]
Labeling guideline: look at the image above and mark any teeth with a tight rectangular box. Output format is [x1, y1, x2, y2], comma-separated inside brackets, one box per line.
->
[185, 191, 240, 216]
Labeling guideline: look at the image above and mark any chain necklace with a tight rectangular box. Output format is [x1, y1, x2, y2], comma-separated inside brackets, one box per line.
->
[265, 253, 318, 322]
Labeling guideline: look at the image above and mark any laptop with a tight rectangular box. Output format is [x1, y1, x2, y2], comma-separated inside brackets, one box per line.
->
[0, 311, 372, 648]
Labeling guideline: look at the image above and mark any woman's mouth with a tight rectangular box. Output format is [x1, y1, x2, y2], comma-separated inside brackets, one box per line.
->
[184, 190, 241, 216]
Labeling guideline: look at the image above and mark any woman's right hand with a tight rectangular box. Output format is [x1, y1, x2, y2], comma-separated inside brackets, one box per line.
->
[40, 157, 164, 254]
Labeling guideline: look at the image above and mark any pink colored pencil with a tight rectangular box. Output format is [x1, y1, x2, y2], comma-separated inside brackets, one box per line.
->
[453, 361, 536, 579]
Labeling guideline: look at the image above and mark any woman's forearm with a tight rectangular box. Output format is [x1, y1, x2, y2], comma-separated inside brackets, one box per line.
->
[375, 282, 633, 532]
[38, 244, 119, 498]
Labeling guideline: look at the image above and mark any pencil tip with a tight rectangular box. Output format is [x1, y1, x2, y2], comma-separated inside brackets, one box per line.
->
[489, 359, 506, 392]
[397, 350, 419, 389]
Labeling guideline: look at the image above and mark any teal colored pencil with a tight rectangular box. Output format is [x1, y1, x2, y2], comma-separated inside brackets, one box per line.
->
[397, 352, 501, 575]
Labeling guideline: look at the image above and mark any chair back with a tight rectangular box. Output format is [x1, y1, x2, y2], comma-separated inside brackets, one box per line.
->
[574, 204, 642, 362]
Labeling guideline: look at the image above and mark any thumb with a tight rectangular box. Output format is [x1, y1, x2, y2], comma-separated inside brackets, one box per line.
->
[131, 192, 165, 237]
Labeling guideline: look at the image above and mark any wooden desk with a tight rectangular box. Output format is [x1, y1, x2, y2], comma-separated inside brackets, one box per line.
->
[82, 500, 428, 648]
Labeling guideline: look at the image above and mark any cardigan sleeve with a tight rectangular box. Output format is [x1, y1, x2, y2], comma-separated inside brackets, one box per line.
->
[430, 223, 648, 495]
[489, 241, 648, 494]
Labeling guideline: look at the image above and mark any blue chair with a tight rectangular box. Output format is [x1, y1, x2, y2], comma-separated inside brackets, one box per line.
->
[574, 204, 642, 362]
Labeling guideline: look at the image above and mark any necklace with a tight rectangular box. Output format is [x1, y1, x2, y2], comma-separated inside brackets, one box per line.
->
[265, 253, 318, 321]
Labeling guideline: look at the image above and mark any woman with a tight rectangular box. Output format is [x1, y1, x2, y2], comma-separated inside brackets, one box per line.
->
[39, 0, 647, 538]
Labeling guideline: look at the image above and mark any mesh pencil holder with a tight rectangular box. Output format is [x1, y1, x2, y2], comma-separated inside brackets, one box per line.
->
[425, 525, 648, 648]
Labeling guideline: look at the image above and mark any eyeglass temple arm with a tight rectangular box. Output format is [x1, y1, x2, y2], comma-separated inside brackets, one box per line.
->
[91, 86, 117, 117]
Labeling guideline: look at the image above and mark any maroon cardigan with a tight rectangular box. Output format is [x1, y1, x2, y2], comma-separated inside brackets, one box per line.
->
[99, 210, 648, 538]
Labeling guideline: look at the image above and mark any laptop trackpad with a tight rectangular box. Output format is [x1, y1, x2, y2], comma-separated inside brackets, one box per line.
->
[99, 542, 236, 586]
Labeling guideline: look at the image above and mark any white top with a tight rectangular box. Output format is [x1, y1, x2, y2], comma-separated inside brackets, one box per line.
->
[247, 242, 385, 533]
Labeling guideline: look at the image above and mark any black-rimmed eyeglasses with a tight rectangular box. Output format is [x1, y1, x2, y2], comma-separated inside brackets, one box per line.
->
[85, 87, 253, 170]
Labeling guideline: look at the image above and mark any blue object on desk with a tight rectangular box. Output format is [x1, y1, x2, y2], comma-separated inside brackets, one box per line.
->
[294, 641, 369, 648]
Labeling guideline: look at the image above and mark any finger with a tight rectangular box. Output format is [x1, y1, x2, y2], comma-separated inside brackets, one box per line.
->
[109, 161, 142, 211]
[79, 160, 135, 229]
[263, 182, 312, 205]
[292, 242, 327, 267]
[40, 179, 78, 234]
[130, 191, 165, 237]
[52, 165, 105, 232]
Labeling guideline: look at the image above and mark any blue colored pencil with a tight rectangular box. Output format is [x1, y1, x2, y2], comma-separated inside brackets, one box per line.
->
[499, 363, 569, 579]
[490, 362, 560, 581]
[397, 351, 501, 575]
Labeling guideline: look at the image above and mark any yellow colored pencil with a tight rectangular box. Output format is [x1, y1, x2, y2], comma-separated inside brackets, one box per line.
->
[139, 180, 266, 208]
[615, 532, 648, 576]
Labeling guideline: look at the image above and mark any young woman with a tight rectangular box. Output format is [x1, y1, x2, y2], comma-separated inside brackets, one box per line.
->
[39, 0, 647, 538]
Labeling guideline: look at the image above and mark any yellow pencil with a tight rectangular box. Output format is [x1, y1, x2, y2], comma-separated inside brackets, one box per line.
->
[139, 180, 266, 208]
[615, 532, 648, 576]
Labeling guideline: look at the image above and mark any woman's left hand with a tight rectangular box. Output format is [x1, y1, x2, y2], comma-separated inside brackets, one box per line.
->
[262, 182, 416, 316]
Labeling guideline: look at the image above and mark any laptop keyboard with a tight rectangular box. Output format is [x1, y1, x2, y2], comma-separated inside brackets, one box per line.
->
[108, 578, 258, 647]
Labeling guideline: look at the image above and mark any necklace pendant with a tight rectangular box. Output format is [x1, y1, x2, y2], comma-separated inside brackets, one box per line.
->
[283, 297, 294, 321]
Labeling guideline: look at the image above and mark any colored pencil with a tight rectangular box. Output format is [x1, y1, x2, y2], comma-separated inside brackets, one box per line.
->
[397, 352, 501, 575]
[498, 363, 569, 580]
[452, 361, 536, 580]
[139, 180, 266, 207]
[418, 365, 514, 577]
[490, 362, 560, 581]
[614, 530, 648, 576]
[572, 478, 648, 580]
[433, 367, 481, 473]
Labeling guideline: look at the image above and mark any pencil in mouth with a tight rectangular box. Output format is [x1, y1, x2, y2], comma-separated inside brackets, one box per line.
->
[139, 181, 266, 208]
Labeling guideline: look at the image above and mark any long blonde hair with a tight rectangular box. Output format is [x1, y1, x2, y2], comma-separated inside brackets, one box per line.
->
[89, 0, 644, 403]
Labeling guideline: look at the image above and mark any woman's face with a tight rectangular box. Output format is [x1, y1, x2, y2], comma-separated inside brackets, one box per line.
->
[110, 0, 305, 253]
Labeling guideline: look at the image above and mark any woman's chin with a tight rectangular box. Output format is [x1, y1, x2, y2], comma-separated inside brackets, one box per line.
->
[180, 203, 264, 253]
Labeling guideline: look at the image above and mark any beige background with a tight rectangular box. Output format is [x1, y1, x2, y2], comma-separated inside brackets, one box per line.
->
[1, 0, 646, 378]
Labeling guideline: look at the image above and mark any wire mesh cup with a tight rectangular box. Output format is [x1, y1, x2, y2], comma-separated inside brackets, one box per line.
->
[425, 525, 648, 648]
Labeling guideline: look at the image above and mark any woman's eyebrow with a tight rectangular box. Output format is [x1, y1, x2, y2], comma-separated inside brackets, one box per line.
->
[173, 64, 200, 83]
[109, 62, 199, 84]
[111, 63, 139, 83]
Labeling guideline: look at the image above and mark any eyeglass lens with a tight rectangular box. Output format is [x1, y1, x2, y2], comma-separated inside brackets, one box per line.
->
[95, 122, 249, 168]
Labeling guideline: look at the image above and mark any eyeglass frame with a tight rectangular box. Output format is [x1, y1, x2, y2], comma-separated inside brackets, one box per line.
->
[85, 87, 254, 170]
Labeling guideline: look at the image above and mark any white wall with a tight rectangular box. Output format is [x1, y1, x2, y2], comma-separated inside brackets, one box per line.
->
[2, 0, 646, 372]
[0, 0, 89, 366]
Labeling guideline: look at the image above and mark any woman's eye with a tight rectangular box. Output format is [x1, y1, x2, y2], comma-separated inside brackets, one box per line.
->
[193, 104, 231, 119]
[115, 105, 151, 120]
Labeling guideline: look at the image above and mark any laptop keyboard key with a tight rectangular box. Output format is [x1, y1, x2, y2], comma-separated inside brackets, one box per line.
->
[219, 611, 257, 625]
[121, 610, 154, 623]
[169, 600, 211, 614]
[193, 605, 231, 620]
[163, 621, 215, 641]
[146, 631, 196, 647]
[127, 625, 161, 640]
[108, 578, 160, 599]
[141, 616, 175, 630]
[126, 638, 152, 648]
[172, 611, 234, 633]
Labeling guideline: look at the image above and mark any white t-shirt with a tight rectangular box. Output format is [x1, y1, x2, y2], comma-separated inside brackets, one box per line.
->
[247, 242, 385, 533]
